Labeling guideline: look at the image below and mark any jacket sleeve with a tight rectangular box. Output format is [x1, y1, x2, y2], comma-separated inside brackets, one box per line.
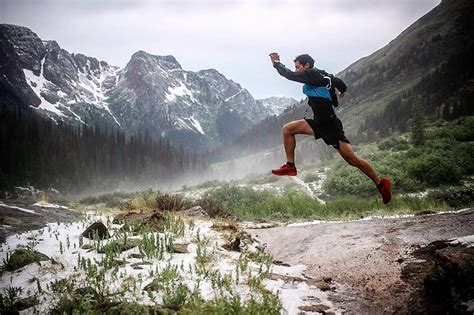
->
[273, 62, 329, 86]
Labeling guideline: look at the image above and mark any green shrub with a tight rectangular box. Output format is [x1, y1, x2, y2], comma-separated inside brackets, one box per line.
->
[407, 153, 462, 185]
[325, 118, 474, 195]
[155, 193, 191, 212]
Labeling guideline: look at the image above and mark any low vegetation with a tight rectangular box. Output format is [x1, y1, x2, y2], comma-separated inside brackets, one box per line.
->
[324, 117, 474, 197]
[200, 185, 450, 221]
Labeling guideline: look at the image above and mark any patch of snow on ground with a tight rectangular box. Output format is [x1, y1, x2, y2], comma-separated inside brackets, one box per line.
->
[0, 201, 37, 215]
[0, 212, 340, 313]
[32, 202, 69, 210]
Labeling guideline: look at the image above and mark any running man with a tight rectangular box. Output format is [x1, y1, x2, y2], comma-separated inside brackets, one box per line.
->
[269, 52, 392, 203]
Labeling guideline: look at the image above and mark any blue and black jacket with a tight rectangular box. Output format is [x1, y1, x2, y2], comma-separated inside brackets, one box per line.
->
[273, 61, 336, 123]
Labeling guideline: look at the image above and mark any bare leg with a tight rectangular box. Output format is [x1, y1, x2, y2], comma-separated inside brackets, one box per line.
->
[338, 141, 380, 185]
[282, 120, 314, 163]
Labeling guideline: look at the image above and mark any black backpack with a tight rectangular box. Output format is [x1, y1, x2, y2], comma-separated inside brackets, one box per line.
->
[328, 75, 347, 107]
[316, 68, 347, 107]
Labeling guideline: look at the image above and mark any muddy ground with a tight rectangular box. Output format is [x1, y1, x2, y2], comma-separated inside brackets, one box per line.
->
[247, 209, 474, 314]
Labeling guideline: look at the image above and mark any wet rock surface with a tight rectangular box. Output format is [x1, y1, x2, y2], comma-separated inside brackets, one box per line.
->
[248, 208, 474, 314]
[0, 201, 81, 244]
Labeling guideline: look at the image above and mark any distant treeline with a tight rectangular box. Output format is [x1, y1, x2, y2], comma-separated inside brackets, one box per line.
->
[0, 106, 207, 193]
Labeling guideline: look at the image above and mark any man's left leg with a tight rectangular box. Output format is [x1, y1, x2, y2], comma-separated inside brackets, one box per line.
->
[337, 141, 392, 203]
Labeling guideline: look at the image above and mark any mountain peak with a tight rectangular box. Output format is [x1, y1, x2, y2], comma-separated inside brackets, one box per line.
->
[130, 51, 182, 70]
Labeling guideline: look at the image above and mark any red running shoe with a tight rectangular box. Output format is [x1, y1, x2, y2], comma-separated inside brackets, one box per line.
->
[271, 163, 297, 176]
[377, 178, 392, 204]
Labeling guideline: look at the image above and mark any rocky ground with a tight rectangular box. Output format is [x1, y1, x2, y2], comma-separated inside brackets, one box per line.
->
[0, 201, 81, 244]
[1, 199, 472, 314]
[247, 209, 474, 314]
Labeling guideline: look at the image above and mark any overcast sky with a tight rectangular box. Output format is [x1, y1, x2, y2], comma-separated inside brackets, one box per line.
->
[1, 0, 440, 100]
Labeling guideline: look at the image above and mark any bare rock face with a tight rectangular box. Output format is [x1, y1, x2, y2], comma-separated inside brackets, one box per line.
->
[401, 240, 474, 314]
[82, 221, 110, 240]
[0, 24, 46, 74]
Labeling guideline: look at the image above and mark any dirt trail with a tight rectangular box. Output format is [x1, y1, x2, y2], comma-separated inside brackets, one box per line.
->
[247, 209, 474, 314]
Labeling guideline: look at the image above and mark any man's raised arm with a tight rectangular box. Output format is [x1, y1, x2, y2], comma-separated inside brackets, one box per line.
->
[269, 52, 329, 87]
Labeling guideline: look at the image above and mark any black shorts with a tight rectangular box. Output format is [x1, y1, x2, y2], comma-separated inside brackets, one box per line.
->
[305, 116, 350, 149]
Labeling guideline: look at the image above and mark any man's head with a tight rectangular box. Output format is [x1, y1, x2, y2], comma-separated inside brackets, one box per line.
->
[294, 54, 314, 72]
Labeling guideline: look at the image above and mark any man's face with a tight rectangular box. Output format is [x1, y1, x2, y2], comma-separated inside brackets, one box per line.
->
[294, 61, 309, 72]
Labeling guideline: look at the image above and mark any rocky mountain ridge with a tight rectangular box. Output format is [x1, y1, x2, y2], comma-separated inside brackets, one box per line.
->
[0, 24, 293, 151]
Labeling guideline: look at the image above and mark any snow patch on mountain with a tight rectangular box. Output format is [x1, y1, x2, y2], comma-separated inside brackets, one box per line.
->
[256, 96, 298, 116]
[23, 58, 66, 117]
[165, 80, 197, 103]
[175, 115, 205, 135]
[224, 89, 244, 102]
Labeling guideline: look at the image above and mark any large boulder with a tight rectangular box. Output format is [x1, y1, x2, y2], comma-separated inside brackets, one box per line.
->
[82, 221, 109, 240]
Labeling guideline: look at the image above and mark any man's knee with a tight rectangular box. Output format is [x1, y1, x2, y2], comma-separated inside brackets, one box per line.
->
[282, 123, 293, 135]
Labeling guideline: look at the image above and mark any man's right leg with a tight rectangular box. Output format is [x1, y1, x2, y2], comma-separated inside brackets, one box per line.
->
[338, 141, 392, 203]
[272, 120, 314, 176]
[282, 119, 314, 163]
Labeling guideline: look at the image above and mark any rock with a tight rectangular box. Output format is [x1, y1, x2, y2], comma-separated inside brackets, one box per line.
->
[13, 295, 38, 311]
[81, 244, 93, 250]
[181, 206, 209, 218]
[401, 240, 474, 313]
[298, 304, 330, 313]
[130, 262, 153, 268]
[268, 272, 332, 291]
[314, 281, 331, 292]
[82, 221, 109, 240]
[273, 259, 291, 267]
[112, 259, 127, 267]
[144, 282, 159, 291]
[323, 276, 332, 283]
[128, 253, 143, 259]
[222, 238, 240, 252]
[2, 249, 50, 271]
[169, 243, 189, 254]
